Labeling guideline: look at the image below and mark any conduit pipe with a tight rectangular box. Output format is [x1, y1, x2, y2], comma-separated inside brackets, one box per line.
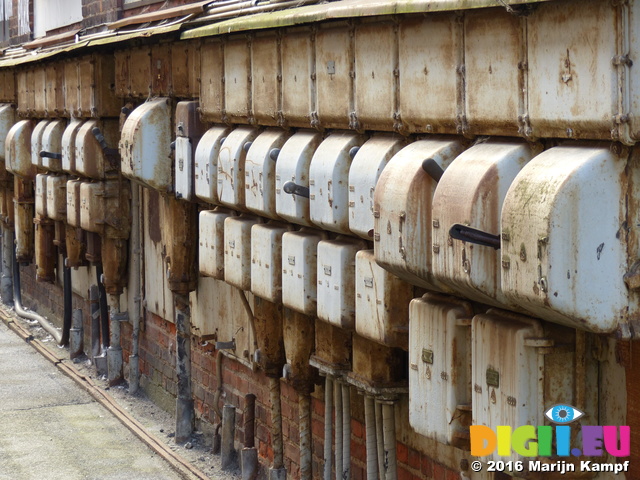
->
[106, 293, 123, 385]
[60, 261, 72, 346]
[364, 395, 378, 480]
[213, 349, 225, 453]
[334, 380, 343, 480]
[11, 236, 62, 344]
[1, 229, 13, 305]
[323, 376, 333, 480]
[96, 263, 109, 348]
[89, 285, 101, 359]
[382, 401, 398, 480]
[129, 184, 142, 394]
[175, 295, 194, 443]
[299, 393, 311, 480]
[238, 288, 258, 370]
[269, 376, 286, 480]
[341, 384, 351, 480]
[242, 393, 258, 480]
[375, 401, 385, 480]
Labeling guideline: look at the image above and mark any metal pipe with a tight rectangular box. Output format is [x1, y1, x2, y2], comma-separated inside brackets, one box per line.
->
[96, 263, 110, 348]
[382, 402, 398, 480]
[221, 404, 237, 470]
[269, 377, 284, 470]
[242, 394, 258, 480]
[341, 384, 351, 480]
[213, 349, 224, 454]
[334, 380, 343, 480]
[106, 293, 123, 385]
[11, 239, 62, 344]
[323, 376, 334, 480]
[198, 0, 318, 23]
[129, 184, 142, 394]
[1, 228, 13, 305]
[175, 296, 194, 443]
[89, 284, 101, 359]
[364, 395, 378, 480]
[69, 308, 83, 359]
[299, 393, 311, 480]
[60, 261, 72, 346]
[375, 400, 385, 480]
[237, 288, 257, 369]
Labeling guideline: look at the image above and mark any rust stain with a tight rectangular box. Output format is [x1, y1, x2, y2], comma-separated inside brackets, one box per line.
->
[147, 189, 161, 244]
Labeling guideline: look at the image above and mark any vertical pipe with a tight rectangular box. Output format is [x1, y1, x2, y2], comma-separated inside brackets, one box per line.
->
[106, 293, 123, 385]
[323, 376, 334, 480]
[382, 402, 398, 480]
[341, 384, 351, 480]
[221, 404, 237, 470]
[242, 393, 258, 480]
[334, 380, 343, 480]
[375, 400, 385, 480]
[364, 395, 378, 480]
[1, 227, 13, 305]
[175, 295, 194, 443]
[60, 261, 72, 346]
[69, 308, 83, 359]
[269, 376, 286, 480]
[129, 184, 142, 394]
[299, 393, 311, 480]
[96, 263, 110, 348]
[89, 284, 101, 359]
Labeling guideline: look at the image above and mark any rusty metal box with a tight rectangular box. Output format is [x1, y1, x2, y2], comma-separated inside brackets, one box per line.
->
[80, 181, 106, 234]
[41, 119, 66, 172]
[171, 40, 201, 99]
[501, 145, 630, 334]
[250, 221, 292, 303]
[129, 47, 151, 98]
[195, 125, 231, 204]
[224, 214, 261, 291]
[31, 120, 50, 169]
[409, 293, 473, 446]
[316, 237, 367, 330]
[33, 67, 47, 118]
[252, 32, 280, 126]
[309, 132, 366, 234]
[76, 119, 119, 180]
[355, 249, 413, 350]
[120, 98, 173, 193]
[114, 50, 129, 97]
[374, 139, 464, 290]
[199, 40, 224, 123]
[151, 44, 172, 96]
[199, 208, 232, 279]
[35, 174, 48, 218]
[217, 125, 261, 210]
[6, 120, 35, 179]
[66, 179, 82, 227]
[348, 134, 404, 239]
[46, 174, 68, 222]
[281, 29, 313, 127]
[224, 37, 251, 124]
[245, 128, 290, 219]
[61, 118, 84, 174]
[275, 130, 322, 226]
[63, 61, 79, 117]
[282, 228, 328, 316]
[431, 140, 535, 307]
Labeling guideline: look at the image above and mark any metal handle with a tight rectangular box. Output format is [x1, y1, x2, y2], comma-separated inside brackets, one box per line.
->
[269, 148, 281, 161]
[39, 150, 62, 160]
[91, 127, 119, 157]
[449, 223, 501, 249]
[422, 158, 444, 182]
[283, 181, 310, 198]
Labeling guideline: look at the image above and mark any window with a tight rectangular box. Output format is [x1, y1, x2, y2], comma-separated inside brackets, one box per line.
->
[33, 0, 82, 38]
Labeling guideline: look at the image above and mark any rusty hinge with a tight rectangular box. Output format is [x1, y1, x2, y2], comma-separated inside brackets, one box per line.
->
[612, 54, 633, 67]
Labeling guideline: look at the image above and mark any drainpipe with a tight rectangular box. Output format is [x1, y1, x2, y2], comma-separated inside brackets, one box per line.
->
[96, 263, 110, 348]
[175, 294, 194, 444]
[60, 261, 72, 346]
[364, 395, 378, 480]
[89, 284, 101, 359]
[375, 400, 385, 480]
[323, 376, 334, 480]
[269, 376, 286, 480]
[299, 392, 312, 480]
[129, 184, 142, 394]
[106, 292, 123, 385]
[341, 384, 351, 480]
[1, 227, 13, 305]
[242, 393, 258, 480]
[381, 401, 398, 480]
[334, 380, 343, 480]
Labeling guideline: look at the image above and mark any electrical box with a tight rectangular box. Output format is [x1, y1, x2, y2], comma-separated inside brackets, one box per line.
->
[31, 120, 50, 169]
[35, 174, 47, 218]
[309, 132, 366, 234]
[355, 249, 414, 350]
[245, 128, 291, 219]
[66, 179, 82, 228]
[199, 208, 232, 279]
[46, 175, 68, 222]
[120, 98, 173, 193]
[472, 309, 576, 464]
[317, 237, 367, 329]
[224, 214, 261, 291]
[80, 181, 106, 234]
[174, 100, 205, 202]
[217, 126, 261, 210]
[61, 118, 84, 175]
[409, 293, 473, 447]
[194, 126, 231, 205]
[348, 134, 405, 239]
[374, 139, 465, 290]
[76, 119, 119, 180]
[41, 119, 66, 172]
[431, 140, 535, 307]
[282, 228, 328, 316]
[6, 120, 35, 179]
[275, 130, 323, 226]
[251, 221, 293, 303]
[501, 145, 631, 334]
[0, 104, 15, 164]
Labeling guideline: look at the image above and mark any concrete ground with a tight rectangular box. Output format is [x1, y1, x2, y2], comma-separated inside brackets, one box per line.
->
[0, 319, 188, 480]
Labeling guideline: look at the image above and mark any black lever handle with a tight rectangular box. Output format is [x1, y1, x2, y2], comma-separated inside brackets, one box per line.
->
[283, 181, 310, 199]
[92, 127, 119, 157]
[449, 223, 501, 250]
[422, 158, 445, 182]
[39, 150, 62, 160]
